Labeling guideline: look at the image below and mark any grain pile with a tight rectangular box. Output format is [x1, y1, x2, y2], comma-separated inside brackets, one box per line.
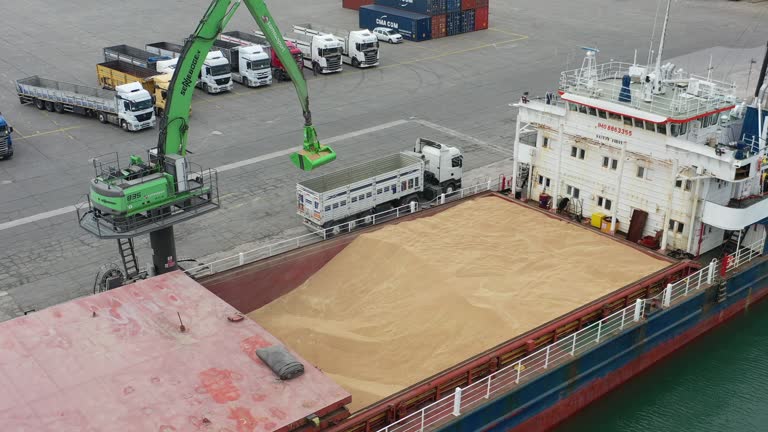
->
[248, 197, 667, 411]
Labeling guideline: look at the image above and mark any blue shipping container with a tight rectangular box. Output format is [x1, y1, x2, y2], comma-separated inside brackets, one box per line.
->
[446, 0, 461, 13]
[446, 11, 461, 36]
[373, 0, 445, 15]
[461, 9, 475, 33]
[360, 5, 432, 41]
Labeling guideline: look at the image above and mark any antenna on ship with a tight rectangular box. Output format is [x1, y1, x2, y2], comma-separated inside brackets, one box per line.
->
[646, 0, 663, 66]
[577, 46, 600, 91]
[644, 0, 672, 101]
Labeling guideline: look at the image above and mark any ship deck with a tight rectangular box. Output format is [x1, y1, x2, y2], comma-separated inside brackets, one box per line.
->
[0, 272, 350, 431]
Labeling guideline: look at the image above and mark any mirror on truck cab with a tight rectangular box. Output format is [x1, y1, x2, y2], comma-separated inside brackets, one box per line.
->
[8, 126, 13, 134]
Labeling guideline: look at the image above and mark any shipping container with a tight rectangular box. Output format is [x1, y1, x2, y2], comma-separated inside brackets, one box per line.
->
[476, 0, 489, 7]
[372, 0, 444, 15]
[475, 6, 489, 30]
[446, 11, 461, 36]
[431, 14, 447, 39]
[359, 5, 432, 42]
[461, 0, 477, 11]
[461, 9, 475, 33]
[446, 0, 461, 13]
[343, 0, 373, 10]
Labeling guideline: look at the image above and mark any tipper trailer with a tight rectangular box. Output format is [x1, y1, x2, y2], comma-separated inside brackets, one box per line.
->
[103, 44, 170, 70]
[293, 24, 379, 68]
[223, 30, 304, 81]
[297, 138, 463, 228]
[96, 60, 159, 94]
[16, 76, 155, 131]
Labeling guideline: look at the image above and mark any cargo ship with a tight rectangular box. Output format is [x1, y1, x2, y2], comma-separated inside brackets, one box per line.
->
[4, 7, 768, 432]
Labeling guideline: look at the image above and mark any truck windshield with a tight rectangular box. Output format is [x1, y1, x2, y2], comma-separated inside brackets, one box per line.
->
[359, 42, 378, 51]
[210, 64, 231, 76]
[319, 48, 341, 57]
[247, 59, 271, 70]
[130, 99, 153, 111]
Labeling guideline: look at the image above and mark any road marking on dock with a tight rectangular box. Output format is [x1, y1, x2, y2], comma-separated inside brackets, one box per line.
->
[0, 120, 410, 232]
[14, 126, 81, 140]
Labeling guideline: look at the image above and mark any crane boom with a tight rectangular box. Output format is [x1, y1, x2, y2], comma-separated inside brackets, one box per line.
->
[160, 0, 335, 170]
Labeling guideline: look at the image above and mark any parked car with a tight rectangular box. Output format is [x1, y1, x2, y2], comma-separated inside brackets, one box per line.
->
[373, 27, 403, 44]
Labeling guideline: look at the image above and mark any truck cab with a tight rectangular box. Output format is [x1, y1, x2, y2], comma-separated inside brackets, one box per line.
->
[407, 138, 463, 193]
[286, 33, 343, 74]
[200, 51, 234, 94]
[347, 29, 380, 67]
[115, 82, 156, 131]
[0, 112, 14, 160]
[231, 45, 272, 87]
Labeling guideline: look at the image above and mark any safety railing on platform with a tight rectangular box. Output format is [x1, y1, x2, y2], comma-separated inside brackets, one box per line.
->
[725, 236, 765, 272]
[378, 252, 768, 432]
[184, 178, 503, 278]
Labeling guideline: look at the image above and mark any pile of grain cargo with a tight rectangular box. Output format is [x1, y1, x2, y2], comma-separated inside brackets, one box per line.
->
[352, 0, 489, 42]
[248, 197, 668, 410]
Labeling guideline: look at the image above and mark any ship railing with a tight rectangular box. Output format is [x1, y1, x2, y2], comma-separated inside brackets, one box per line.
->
[559, 61, 736, 119]
[184, 178, 504, 278]
[725, 235, 765, 272]
[378, 253, 768, 432]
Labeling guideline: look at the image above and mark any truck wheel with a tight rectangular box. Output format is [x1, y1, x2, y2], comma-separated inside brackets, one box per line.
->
[54, 102, 64, 113]
[97, 112, 107, 124]
[203, 83, 210, 94]
[44, 101, 54, 112]
[352, 58, 360, 68]
[313, 63, 322, 75]
[120, 120, 128, 131]
[445, 183, 456, 194]
[155, 107, 163, 117]
[34, 98, 45, 110]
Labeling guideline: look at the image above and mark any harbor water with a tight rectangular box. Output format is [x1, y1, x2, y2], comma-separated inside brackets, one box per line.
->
[555, 298, 768, 431]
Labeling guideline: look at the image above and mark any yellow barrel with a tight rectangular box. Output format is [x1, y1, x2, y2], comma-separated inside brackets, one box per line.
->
[601, 216, 619, 234]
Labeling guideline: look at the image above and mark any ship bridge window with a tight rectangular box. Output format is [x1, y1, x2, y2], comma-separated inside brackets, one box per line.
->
[579, 105, 588, 114]
[634, 119, 645, 129]
[657, 123, 667, 135]
[645, 122, 656, 133]
[598, 109, 607, 119]
[624, 116, 633, 126]
[569, 103, 579, 112]
[609, 112, 621, 121]
[588, 107, 597, 116]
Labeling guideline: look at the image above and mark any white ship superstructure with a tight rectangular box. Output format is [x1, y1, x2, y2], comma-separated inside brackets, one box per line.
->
[512, 40, 768, 257]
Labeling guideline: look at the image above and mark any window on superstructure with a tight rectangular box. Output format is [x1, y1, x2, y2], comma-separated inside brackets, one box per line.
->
[609, 112, 621, 121]
[657, 123, 667, 135]
[624, 116, 633, 126]
[597, 196, 612, 210]
[598, 110, 607, 119]
[702, 116, 711, 128]
[566, 185, 580, 199]
[579, 148, 586, 159]
[569, 103, 579, 112]
[538, 175, 544, 185]
[634, 119, 645, 130]
[636, 166, 645, 178]
[685, 180, 692, 191]
[611, 159, 618, 170]
[588, 107, 597, 116]
[602, 157, 609, 168]
[675, 179, 683, 188]
[579, 105, 588, 114]
[571, 146, 578, 157]
[645, 121, 656, 133]
[543, 137, 550, 148]
[671, 123, 680, 137]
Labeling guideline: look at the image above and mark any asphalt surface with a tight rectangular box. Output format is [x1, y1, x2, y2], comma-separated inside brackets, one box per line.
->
[0, 0, 767, 320]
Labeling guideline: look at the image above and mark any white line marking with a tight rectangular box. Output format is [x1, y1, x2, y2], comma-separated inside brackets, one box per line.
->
[0, 120, 410, 232]
[0, 206, 78, 231]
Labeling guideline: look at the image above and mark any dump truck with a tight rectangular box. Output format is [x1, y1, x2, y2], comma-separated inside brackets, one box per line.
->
[293, 24, 379, 68]
[96, 61, 160, 94]
[212, 39, 272, 87]
[103, 45, 170, 70]
[222, 31, 304, 81]
[297, 138, 463, 229]
[283, 32, 343, 74]
[16, 77, 155, 132]
[0, 112, 14, 160]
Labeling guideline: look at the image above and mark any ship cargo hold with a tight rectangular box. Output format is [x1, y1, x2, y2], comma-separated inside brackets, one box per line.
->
[1, 188, 766, 432]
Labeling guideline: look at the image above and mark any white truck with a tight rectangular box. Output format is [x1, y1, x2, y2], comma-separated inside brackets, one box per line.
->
[293, 24, 379, 68]
[16, 77, 155, 132]
[212, 39, 272, 87]
[296, 138, 463, 229]
[283, 32, 343, 75]
[149, 41, 234, 94]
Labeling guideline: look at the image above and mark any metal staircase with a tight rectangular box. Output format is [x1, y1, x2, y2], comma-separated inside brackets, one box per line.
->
[117, 238, 140, 279]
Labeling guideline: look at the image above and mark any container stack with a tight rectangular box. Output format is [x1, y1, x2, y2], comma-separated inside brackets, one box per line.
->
[358, 0, 489, 42]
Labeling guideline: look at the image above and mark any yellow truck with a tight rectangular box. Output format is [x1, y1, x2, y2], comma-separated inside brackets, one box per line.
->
[97, 61, 159, 95]
[152, 74, 191, 117]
